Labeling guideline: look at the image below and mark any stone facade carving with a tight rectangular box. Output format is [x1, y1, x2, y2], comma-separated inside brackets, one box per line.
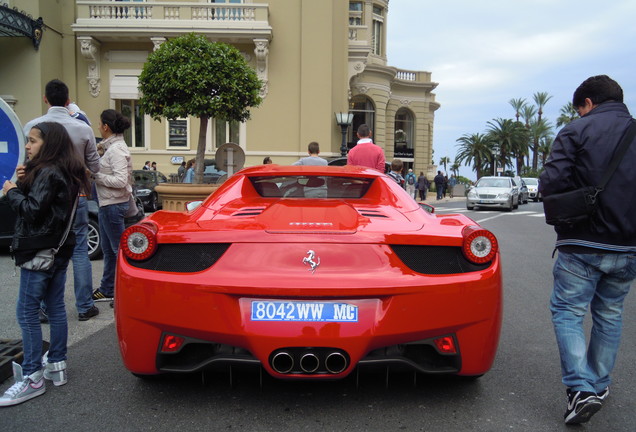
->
[253, 39, 269, 98]
[78, 36, 101, 97]
[150, 36, 166, 51]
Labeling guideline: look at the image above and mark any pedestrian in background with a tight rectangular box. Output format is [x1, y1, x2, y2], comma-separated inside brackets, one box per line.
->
[263, 156, 273, 164]
[387, 159, 405, 186]
[405, 168, 416, 198]
[91, 109, 133, 303]
[347, 124, 385, 172]
[143, 161, 151, 170]
[183, 158, 195, 183]
[433, 171, 444, 200]
[22, 79, 100, 322]
[1, 122, 90, 406]
[539, 75, 636, 425]
[449, 175, 457, 198]
[151, 161, 157, 171]
[177, 161, 186, 181]
[416, 172, 429, 201]
[293, 141, 327, 166]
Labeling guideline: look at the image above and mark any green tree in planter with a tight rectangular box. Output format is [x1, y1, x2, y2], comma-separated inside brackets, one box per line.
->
[138, 33, 262, 184]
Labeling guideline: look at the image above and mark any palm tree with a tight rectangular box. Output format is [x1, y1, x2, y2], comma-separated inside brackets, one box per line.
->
[531, 92, 553, 169]
[509, 98, 526, 122]
[486, 118, 528, 174]
[439, 156, 451, 174]
[538, 135, 553, 167]
[455, 133, 492, 179]
[556, 102, 578, 128]
[521, 104, 537, 128]
[528, 118, 553, 171]
[450, 160, 461, 177]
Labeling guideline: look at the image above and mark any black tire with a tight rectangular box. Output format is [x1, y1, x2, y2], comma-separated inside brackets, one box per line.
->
[87, 217, 102, 260]
[466, 205, 474, 210]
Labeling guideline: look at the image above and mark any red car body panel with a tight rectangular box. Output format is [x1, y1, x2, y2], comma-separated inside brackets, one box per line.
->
[115, 165, 502, 379]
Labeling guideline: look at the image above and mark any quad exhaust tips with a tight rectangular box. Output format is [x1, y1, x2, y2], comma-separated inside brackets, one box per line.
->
[270, 348, 349, 375]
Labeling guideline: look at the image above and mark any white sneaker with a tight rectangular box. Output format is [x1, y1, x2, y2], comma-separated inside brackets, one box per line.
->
[0, 362, 46, 407]
[42, 351, 68, 386]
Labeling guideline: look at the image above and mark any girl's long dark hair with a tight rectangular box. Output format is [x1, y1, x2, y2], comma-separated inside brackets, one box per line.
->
[100, 109, 131, 134]
[21, 122, 91, 196]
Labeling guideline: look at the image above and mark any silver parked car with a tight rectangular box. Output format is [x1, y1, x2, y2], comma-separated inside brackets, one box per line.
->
[522, 177, 542, 202]
[466, 176, 520, 211]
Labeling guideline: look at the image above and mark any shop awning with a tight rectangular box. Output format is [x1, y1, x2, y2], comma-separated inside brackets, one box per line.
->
[0, 5, 43, 50]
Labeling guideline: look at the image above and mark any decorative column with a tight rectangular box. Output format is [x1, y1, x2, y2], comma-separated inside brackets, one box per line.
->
[253, 39, 269, 98]
[78, 36, 101, 98]
[150, 36, 166, 51]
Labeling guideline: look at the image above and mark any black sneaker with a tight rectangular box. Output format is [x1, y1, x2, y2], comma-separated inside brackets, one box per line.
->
[92, 289, 113, 302]
[597, 387, 610, 401]
[78, 305, 100, 321]
[39, 308, 49, 324]
[564, 389, 602, 425]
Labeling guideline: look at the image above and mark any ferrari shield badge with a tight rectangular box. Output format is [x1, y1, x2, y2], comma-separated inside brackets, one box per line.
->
[302, 250, 320, 274]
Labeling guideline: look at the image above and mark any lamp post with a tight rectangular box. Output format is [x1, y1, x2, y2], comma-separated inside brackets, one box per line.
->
[492, 145, 500, 176]
[335, 112, 354, 157]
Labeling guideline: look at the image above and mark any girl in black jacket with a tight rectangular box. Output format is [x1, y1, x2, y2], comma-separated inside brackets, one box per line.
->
[1, 122, 89, 407]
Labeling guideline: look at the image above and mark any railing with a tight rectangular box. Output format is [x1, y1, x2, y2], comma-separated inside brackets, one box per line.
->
[394, 68, 432, 84]
[77, 1, 268, 23]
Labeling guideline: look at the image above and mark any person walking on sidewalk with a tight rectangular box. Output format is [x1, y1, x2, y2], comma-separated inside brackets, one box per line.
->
[405, 169, 417, 198]
[347, 124, 385, 172]
[416, 172, 429, 201]
[1, 122, 91, 406]
[540, 75, 636, 425]
[433, 171, 445, 200]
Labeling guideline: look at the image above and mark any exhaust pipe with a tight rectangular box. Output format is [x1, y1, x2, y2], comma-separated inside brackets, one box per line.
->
[271, 351, 294, 374]
[325, 351, 348, 374]
[299, 352, 320, 373]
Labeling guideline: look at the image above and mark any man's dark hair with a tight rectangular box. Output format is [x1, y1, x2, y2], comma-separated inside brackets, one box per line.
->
[391, 158, 403, 172]
[308, 141, 320, 154]
[357, 124, 371, 138]
[572, 75, 623, 107]
[45, 79, 69, 107]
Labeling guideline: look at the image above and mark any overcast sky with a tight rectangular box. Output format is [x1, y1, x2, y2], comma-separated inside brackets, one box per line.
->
[386, 0, 636, 179]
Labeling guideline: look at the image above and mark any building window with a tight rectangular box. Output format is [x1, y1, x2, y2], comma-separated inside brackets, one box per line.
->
[372, 6, 384, 55]
[168, 119, 188, 148]
[348, 96, 375, 149]
[117, 99, 145, 148]
[349, 2, 363, 26]
[214, 118, 240, 148]
[395, 109, 414, 158]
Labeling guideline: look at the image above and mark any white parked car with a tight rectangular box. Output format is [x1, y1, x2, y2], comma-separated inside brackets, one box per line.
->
[522, 177, 542, 202]
[466, 176, 520, 211]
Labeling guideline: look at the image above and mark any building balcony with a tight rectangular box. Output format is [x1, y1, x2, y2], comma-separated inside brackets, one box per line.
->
[72, 1, 272, 43]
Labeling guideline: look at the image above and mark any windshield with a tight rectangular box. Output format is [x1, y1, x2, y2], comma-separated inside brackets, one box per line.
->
[250, 175, 375, 198]
[523, 178, 538, 185]
[476, 178, 511, 188]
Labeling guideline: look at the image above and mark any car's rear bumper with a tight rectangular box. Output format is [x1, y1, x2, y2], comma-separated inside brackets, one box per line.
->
[115, 250, 502, 379]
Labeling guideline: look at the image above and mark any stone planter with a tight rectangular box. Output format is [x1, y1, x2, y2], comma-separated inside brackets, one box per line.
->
[155, 183, 220, 211]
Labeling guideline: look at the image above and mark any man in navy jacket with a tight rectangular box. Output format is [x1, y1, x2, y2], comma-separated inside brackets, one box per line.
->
[540, 75, 636, 425]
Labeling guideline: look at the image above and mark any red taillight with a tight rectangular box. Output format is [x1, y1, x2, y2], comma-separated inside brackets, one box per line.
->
[120, 223, 158, 261]
[161, 334, 185, 353]
[461, 225, 498, 264]
[434, 336, 457, 354]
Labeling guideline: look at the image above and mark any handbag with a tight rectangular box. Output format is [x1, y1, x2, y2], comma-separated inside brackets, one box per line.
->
[19, 197, 78, 271]
[124, 193, 139, 218]
[543, 121, 636, 226]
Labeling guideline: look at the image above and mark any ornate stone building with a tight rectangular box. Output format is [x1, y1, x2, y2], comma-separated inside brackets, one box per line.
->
[1, 0, 438, 176]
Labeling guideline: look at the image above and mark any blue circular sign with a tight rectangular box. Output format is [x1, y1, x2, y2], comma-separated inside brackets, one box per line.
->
[0, 98, 25, 185]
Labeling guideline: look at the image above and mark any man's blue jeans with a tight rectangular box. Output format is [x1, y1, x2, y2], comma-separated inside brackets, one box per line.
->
[98, 201, 128, 297]
[18, 256, 70, 375]
[72, 196, 94, 313]
[550, 250, 636, 393]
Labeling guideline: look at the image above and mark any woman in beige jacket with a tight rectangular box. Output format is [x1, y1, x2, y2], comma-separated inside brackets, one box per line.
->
[91, 109, 132, 302]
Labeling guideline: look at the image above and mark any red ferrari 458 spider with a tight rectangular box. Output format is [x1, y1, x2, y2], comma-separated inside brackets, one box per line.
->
[115, 165, 502, 380]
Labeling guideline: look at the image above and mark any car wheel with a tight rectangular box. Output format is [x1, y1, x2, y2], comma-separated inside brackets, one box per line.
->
[466, 205, 474, 210]
[87, 217, 102, 260]
[512, 198, 518, 210]
[149, 193, 158, 212]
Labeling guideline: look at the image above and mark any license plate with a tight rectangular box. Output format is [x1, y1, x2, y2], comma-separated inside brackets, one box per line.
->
[479, 200, 493, 204]
[251, 301, 358, 322]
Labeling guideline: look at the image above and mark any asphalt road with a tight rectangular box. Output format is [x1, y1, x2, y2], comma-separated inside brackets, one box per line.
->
[1, 200, 635, 431]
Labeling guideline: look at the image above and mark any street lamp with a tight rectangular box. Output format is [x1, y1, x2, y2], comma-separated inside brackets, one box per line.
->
[335, 112, 354, 157]
[492, 145, 500, 176]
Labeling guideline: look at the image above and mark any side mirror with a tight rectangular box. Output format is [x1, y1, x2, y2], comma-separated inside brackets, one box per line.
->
[419, 203, 435, 214]
[185, 200, 203, 212]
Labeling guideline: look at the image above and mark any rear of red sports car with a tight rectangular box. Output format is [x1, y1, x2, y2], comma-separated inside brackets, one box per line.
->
[115, 165, 502, 380]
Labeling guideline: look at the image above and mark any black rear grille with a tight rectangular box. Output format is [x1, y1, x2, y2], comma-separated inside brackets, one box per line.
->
[391, 245, 490, 274]
[357, 209, 389, 218]
[126, 243, 231, 272]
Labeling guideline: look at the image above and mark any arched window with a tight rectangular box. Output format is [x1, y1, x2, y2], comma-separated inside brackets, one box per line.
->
[394, 108, 414, 158]
[348, 95, 375, 149]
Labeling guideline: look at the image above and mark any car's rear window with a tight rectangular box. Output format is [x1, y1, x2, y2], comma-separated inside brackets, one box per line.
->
[249, 175, 374, 198]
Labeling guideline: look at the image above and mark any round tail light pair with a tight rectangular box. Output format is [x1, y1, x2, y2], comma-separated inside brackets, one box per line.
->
[461, 225, 498, 264]
[120, 223, 158, 261]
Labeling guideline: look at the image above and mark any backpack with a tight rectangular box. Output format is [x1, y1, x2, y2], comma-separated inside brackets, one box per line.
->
[407, 174, 415, 185]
